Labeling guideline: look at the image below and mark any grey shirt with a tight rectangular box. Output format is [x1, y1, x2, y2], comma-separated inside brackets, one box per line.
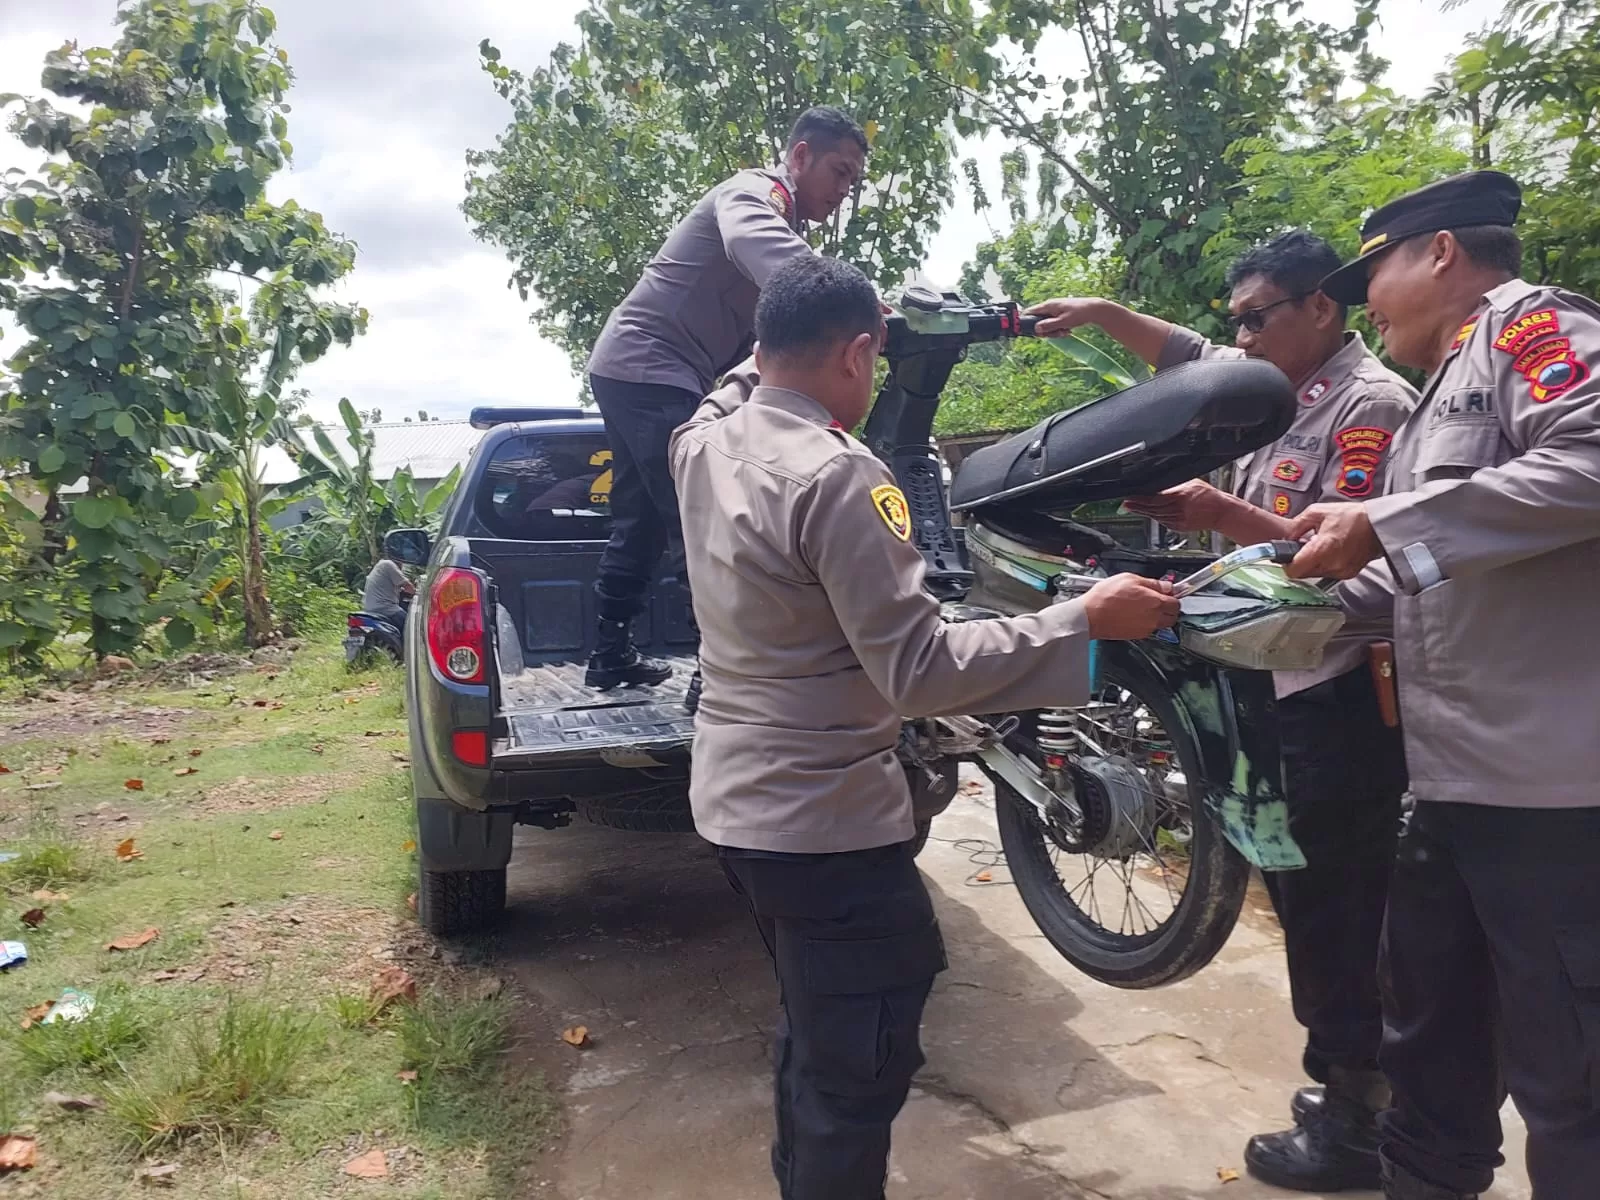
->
[1337, 278, 1600, 810]
[587, 166, 812, 396]
[362, 559, 407, 615]
[1158, 327, 1417, 696]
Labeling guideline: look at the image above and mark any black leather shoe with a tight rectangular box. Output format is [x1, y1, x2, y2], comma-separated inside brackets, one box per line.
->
[585, 619, 672, 689]
[1380, 1153, 1478, 1200]
[1245, 1093, 1381, 1193]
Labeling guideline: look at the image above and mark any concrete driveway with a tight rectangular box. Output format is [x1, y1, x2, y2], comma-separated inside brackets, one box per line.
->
[498, 769, 1532, 1200]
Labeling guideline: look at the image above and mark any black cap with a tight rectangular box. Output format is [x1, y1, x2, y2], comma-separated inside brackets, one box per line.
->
[1320, 170, 1522, 306]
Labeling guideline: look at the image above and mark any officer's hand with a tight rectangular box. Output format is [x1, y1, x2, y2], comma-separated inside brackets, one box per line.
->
[1285, 503, 1383, 580]
[1025, 297, 1105, 337]
[1123, 480, 1227, 532]
[1082, 574, 1180, 641]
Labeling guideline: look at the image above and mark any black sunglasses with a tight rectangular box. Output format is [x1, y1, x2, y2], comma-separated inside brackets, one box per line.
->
[1227, 292, 1313, 333]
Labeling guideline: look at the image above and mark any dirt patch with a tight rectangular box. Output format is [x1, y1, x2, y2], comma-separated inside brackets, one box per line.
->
[193, 772, 356, 816]
[0, 696, 196, 749]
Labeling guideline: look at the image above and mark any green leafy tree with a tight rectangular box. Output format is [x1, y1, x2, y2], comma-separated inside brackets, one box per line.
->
[0, 0, 345, 660]
[463, 0, 996, 371]
[946, 0, 1384, 332]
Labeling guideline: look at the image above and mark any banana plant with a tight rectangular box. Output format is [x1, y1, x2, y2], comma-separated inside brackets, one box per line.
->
[1037, 331, 1149, 390]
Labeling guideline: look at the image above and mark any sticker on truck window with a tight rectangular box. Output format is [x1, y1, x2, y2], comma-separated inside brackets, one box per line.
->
[587, 449, 614, 506]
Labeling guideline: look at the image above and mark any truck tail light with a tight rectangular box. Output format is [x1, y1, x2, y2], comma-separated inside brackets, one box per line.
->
[451, 730, 488, 766]
[426, 568, 485, 684]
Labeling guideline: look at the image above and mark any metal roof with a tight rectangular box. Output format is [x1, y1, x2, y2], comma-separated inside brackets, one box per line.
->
[256, 418, 490, 485]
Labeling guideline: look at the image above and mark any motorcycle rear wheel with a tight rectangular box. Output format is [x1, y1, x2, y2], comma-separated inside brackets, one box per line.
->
[988, 656, 1250, 989]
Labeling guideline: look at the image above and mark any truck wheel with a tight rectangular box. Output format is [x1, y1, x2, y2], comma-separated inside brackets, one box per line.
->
[576, 789, 696, 834]
[419, 866, 506, 936]
[911, 818, 933, 857]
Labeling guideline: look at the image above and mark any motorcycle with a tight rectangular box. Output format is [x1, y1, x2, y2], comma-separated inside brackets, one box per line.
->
[873, 285, 1345, 988]
[344, 597, 409, 666]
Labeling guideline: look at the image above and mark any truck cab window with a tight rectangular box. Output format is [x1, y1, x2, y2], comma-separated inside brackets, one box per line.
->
[476, 432, 614, 541]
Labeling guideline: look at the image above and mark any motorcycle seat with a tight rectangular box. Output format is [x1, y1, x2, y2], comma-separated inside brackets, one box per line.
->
[949, 359, 1295, 514]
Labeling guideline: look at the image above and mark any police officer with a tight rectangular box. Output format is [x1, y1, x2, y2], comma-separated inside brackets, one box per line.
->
[1027, 231, 1416, 1192]
[669, 255, 1180, 1200]
[584, 106, 869, 697]
[1288, 170, 1600, 1200]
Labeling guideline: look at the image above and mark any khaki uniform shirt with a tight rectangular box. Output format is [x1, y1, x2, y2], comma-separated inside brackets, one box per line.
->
[587, 166, 811, 397]
[1337, 279, 1600, 809]
[669, 361, 1095, 853]
[1158, 328, 1418, 696]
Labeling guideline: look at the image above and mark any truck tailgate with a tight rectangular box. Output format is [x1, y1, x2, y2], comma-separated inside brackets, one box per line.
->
[494, 657, 696, 764]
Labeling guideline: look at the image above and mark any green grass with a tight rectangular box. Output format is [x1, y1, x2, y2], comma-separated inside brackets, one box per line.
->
[0, 644, 555, 1198]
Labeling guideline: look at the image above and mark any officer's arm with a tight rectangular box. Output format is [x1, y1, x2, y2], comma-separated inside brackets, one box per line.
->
[1332, 558, 1397, 631]
[798, 452, 1092, 718]
[1365, 302, 1600, 594]
[713, 180, 813, 289]
[668, 357, 759, 475]
[1152, 322, 1246, 372]
[1316, 386, 1417, 506]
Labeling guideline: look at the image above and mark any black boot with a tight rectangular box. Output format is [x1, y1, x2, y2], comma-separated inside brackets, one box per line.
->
[585, 618, 672, 690]
[1245, 1068, 1387, 1192]
[684, 664, 703, 715]
[1380, 1153, 1478, 1200]
[1291, 1085, 1324, 1125]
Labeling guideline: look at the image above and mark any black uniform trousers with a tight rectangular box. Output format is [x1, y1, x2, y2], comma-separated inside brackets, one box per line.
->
[1378, 801, 1600, 1198]
[1265, 663, 1407, 1082]
[718, 839, 949, 1200]
[588, 374, 701, 623]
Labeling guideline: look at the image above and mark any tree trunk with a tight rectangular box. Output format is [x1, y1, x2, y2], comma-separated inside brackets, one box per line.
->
[241, 479, 273, 648]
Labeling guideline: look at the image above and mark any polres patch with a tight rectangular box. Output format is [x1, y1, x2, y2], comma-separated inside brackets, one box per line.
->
[1494, 309, 1560, 357]
[1512, 336, 1590, 403]
[870, 483, 911, 541]
[1333, 426, 1392, 498]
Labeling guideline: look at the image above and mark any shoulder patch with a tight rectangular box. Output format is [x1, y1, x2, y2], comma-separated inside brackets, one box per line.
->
[1494, 309, 1560, 356]
[1333, 426, 1392, 498]
[766, 182, 792, 219]
[870, 483, 911, 541]
[1510, 336, 1590, 403]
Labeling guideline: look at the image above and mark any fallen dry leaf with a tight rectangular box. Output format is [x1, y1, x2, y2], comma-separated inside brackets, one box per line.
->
[310, 743, 325, 754]
[26, 781, 60, 791]
[342, 1149, 389, 1179]
[0, 763, 9, 773]
[396, 1069, 418, 1084]
[0, 1134, 36, 1171]
[115, 837, 143, 862]
[188, 748, 203, 757]
[560, 1025, 591, 1048]
[31, 889, 70, 902]
[1217, 1167, 1241, 1183]
[106, 926, 160, 952]
[124, 778, 144, 791]
[135, 1162, 180, 1185]
[974, 870, 993, 883]
[470, 975, 503, 1001]
[405, 892, 417, 914]
[151, 737, 171, 746]
[390, 752, 409, 764]
[21, 1001, 53, 1030]
[19, 908, 45, 928]
[268, 829, 284, 841]
[43, 1090, 103, 1112]
[370, 966, 417, 1013]
[173, 767, 198, 776]
[400, 839, 416, 853]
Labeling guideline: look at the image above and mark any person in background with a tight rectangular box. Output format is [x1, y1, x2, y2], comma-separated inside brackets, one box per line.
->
[361, 548, 414, 628]
[584, 105, 869, 701]
[1287, 169, 1600, 1200]
[670, 255, 1180, 1200]
[1027, 231, 1416, 1193]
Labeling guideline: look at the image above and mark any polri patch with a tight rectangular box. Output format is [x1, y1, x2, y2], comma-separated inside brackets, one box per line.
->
[1494, 309, 1559, 356]
[871, 483, 912, 541]
[1333, 426, 1392, 498]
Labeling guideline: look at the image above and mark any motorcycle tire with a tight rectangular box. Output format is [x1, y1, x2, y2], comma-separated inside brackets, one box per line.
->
[988, 655, 1250, 989]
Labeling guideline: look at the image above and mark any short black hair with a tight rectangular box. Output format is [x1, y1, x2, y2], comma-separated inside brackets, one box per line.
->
[755, 256, 881, 361]
[787, 106, 869, 157]
[1448, 224, 1523, 275]
[1226, 230, 1347, 317]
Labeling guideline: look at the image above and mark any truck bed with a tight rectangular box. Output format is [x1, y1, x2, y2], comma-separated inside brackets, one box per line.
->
[494, 656, 697, 764]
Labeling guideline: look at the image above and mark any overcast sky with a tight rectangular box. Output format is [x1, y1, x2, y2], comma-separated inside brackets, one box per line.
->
[0, 0, 1502, 422]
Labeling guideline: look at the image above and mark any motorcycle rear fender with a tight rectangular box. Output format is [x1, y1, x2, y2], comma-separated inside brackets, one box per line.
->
[1099, 639, 1306, 871]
